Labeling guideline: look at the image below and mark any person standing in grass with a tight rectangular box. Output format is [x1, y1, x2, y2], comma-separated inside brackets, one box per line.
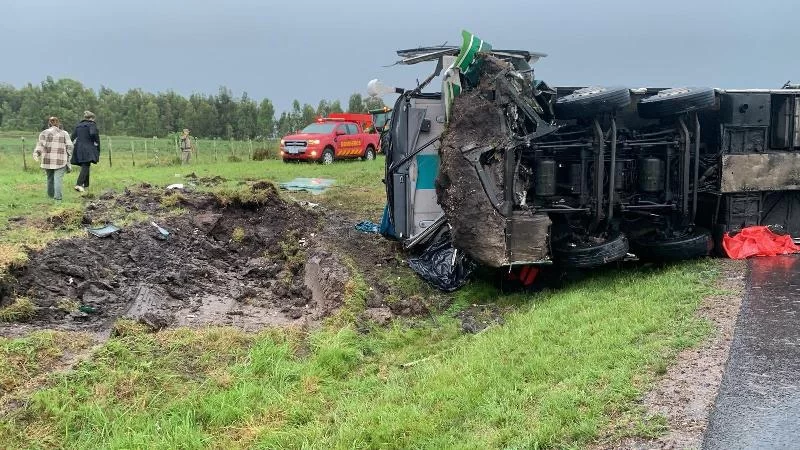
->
[71, 110, 100, 192]
[179, 128, 194, 165]
[32, 116, 73, 201]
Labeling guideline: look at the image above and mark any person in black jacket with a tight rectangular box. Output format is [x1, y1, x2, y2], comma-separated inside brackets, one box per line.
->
[71, 110, 100, 192]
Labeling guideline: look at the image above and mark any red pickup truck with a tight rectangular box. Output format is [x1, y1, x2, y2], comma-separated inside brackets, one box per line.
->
[280, 117, 380, 164]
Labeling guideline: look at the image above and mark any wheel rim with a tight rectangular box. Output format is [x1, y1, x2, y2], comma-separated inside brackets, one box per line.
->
[366, 149, 375, 161]
[323, 152, 333, 165]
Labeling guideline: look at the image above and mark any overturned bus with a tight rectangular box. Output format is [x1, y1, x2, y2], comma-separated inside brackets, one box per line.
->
[375, 31, 800, 275]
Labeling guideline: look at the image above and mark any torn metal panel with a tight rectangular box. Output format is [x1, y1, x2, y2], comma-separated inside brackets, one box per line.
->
[506, 212, 551, 263]
[396, 46, 546, 60]
[393, 48, 457, 66]
[437, 56, 528, 267]
[721, 153, 800, 192]
[87, 224, 121, 238]
[395, 46, 546, 66]
[442, 31, 491, 120]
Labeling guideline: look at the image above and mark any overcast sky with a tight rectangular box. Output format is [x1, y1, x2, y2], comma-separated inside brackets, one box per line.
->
[3, 0, 799, 113]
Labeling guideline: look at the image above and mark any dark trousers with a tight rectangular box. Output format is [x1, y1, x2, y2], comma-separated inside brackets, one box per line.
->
[76, 163, 91, 187]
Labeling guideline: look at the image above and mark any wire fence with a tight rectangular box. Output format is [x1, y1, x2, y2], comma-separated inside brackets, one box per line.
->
[0, 132, 281, 170]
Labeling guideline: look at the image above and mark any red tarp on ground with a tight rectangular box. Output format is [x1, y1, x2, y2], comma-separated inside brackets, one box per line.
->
[722, 226, 800, 259]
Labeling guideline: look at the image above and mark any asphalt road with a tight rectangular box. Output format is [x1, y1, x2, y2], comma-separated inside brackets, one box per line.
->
[703, 255, 800, 449]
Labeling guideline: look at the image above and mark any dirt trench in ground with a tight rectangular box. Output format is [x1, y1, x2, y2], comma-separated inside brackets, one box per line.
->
[0, 182, 355, 335]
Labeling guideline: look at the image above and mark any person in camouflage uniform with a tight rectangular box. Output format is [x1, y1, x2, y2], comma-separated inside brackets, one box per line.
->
[179, 128, 194, 165]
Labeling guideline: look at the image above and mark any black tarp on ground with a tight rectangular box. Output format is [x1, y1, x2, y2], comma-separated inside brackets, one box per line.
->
[407, 232, 477, 292]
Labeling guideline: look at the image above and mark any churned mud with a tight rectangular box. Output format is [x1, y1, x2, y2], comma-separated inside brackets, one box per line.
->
[0, 182, 351, 336]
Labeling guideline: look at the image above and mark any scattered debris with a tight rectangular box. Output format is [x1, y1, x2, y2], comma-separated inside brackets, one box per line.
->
[298, 201, 319, 209]
[400, 347, 457, 368]
[86, 224, 121, 238]
[355, 220, 379, 234]
[150, 222, 170, 240]
[165, 183, 184, 190]
[278, 178, 335, 195]
[78, 305, 97, 314]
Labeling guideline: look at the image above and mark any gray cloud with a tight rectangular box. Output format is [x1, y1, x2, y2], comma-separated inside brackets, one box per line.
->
[3, 0, 798, 112]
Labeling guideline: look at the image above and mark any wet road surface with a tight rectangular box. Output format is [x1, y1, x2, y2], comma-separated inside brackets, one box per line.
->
[703, 255, 800, 449]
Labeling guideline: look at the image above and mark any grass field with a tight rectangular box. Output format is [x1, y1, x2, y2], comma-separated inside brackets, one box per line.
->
[0, 140, 720, 449]
[0, 130, 280, 170]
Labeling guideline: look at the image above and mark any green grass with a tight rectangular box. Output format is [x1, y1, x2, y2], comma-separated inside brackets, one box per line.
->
[0, 262, 717, 449]
[0, 331, 95, 412]
[0, 296, 37, 322]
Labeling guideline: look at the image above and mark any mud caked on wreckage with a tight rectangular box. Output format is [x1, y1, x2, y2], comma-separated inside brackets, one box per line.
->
[373, 31, 800, 291]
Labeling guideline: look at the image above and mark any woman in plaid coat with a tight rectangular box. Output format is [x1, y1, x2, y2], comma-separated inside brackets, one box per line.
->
[32, 117, 73, 201]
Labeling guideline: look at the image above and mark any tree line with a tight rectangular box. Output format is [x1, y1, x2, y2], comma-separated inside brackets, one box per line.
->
[0, 77, 384, 139]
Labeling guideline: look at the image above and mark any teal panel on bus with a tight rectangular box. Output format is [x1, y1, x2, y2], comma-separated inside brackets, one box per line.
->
[416, 154, 440, 190]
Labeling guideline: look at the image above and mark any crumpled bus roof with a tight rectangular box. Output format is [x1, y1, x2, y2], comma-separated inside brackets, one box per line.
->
[393, 46, 547, 66]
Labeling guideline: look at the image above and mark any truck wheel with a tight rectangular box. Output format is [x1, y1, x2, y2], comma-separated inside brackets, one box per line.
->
[630, 227, 714, 262]
[554, 86, 631, 120]
[552, 232, 629, 268]
[320, 148, 334, 165]
[637, 87, 715, 118]
[363, 146, 376, 161]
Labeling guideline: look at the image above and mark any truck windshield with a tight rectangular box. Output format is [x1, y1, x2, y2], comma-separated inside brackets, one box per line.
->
[372, 111, 391, 130]
[301, 123, 338, 134]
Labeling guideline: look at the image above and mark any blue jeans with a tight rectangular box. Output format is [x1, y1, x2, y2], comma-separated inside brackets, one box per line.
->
[45, 166, 67, 200]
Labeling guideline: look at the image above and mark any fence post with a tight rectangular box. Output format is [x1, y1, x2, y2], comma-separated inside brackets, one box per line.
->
[174, 135, 180, 159]
[144, 139, 148, 161]
[21, 136, 27, 170]
[130, 141, 135, 167]
[248, 138, 253, 160]
[153, 137, 159, 164]
[229, 138, 234, 159]
[108, 137, 113, 167]
[194, 139, 200, 163]
[213, 139, 218, 162]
